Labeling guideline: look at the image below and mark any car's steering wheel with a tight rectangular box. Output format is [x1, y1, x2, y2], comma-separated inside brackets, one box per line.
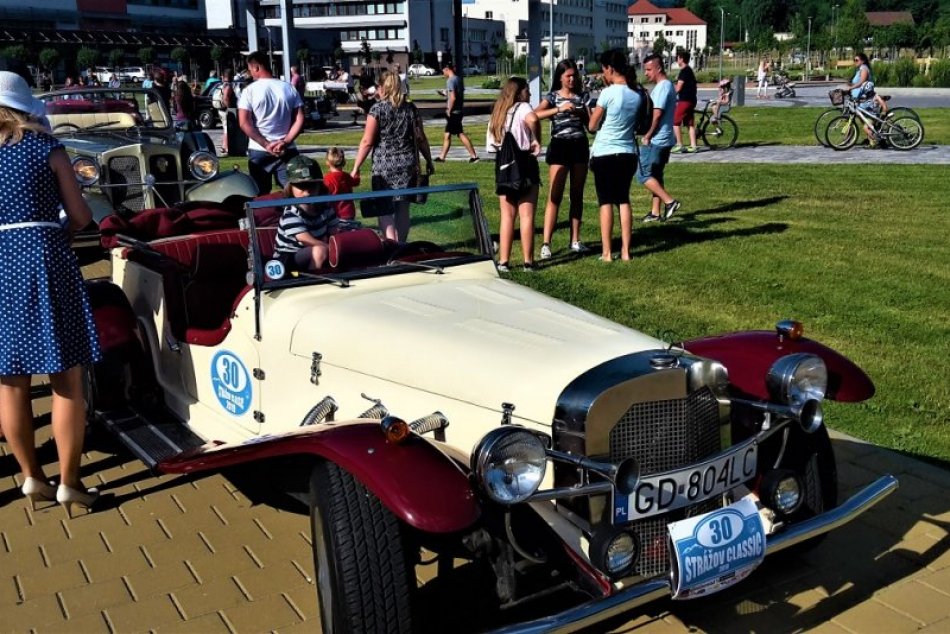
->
[52, 123, 82, 133]
[387, 241, 443, 264]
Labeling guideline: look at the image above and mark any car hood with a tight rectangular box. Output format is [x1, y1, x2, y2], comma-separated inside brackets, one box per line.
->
[286, 276, 664, 424]
[59, 133, 172, 155]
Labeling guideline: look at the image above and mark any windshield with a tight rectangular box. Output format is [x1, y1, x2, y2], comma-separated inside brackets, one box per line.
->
[246, 183, 492, 289]
[39, 87, 173, 132]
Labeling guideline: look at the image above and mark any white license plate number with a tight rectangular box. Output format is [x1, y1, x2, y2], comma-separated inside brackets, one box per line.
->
[614, 440, 757, 522]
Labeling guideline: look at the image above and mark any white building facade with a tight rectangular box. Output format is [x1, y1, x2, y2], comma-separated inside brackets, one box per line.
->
[626, 0, 707, 58]
[464, 0, 628, 62]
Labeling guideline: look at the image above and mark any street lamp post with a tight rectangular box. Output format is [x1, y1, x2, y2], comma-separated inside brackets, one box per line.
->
[833, 4, 840, 59]
[805, 16, 812, 81]
[718, 6, 725, 82]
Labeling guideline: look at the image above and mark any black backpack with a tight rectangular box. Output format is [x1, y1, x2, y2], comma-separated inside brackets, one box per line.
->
[633, 84, 654, 136]
[495, 104, 528, 196]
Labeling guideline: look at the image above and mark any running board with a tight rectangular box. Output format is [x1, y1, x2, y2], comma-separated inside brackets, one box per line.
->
[96, 406, 206, 471]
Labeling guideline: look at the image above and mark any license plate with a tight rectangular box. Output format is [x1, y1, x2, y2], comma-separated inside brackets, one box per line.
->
[668, 497, 766, 599]
[614, 439, 757, 522]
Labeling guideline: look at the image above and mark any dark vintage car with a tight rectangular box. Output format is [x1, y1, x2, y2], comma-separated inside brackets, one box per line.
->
[39, 87, 258, 248]
[85, 184, 898, 632]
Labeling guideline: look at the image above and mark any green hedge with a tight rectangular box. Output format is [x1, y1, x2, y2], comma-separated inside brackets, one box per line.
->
[930, 59, 950, 88]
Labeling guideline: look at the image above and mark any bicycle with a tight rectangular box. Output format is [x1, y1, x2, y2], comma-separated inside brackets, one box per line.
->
[696, 99, 738, 149]
[823, 89, 924, 151]
[814, 89, 920, 147]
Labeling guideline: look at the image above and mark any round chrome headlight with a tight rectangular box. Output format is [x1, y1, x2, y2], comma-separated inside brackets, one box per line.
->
[590, 528, 639, 579]
[767, 353, 827, 404]
[71, 157, 99, 186]
[188, 151, 219, 180]
[472, 428, 547, 505]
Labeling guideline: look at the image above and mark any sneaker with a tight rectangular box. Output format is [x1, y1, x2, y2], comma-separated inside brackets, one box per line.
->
[641, 213, 660, 223]
[496, 262, 509, 273]
[685, 146, 698, 153]
[433, 157, 445, 162]
[569, 241, 591, 253]
[671, 144, 684, 153]
[663, 200, 681, 221]
[522, 262, 536, 272]
[469, 156, 480, 163]
[540, 243, 552, 259]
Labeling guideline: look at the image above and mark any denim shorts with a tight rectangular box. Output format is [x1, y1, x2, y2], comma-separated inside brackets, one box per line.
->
[636, 143, 672, 186]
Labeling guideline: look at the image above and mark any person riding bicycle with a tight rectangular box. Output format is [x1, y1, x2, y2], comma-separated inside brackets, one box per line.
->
[845, 53, 885, 146]
[710, 78, 732, 123]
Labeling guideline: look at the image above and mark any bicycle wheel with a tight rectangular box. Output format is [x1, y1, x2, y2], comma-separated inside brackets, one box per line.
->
[885, 106, 920, 122]
[701, 114, 738, 149]
[825, 116, 858, 150]
[813, 108, 840, 147]
[883, 115, 924, 151]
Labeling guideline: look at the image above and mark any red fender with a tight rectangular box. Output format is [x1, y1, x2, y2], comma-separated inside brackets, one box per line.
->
[158, 422, 481, 534]
[85, 279, 139, 354]
[684, 331, 875, 402]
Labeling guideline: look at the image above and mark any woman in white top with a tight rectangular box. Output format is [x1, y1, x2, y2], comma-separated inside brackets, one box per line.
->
[756, 58, 770, 99]
[487, 77, 541, 272]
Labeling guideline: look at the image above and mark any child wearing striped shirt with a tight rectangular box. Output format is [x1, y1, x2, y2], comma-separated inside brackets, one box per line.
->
[275, 155, 339, 271]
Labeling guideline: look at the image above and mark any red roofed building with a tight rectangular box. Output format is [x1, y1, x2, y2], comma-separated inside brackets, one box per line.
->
[866, 11, 915, 27]
[627, 0, 707, 54]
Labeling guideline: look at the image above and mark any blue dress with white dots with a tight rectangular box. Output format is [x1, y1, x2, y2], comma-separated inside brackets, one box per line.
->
[0, 132, 101, 375]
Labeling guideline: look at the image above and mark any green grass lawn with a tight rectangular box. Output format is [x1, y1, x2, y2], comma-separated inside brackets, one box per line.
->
[296, 106, 950, 148]
[217, 159, 950, 466]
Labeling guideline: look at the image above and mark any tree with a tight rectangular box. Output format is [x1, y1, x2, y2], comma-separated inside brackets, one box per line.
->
[76, 47, 100, 73]
[359, 39, 373, 65]
[836, 0, 870, 51]
[653, 35, 668, 55]
[2, 45, 29, 63]
[210, 45, 226, 74]
[39, 47, 59, 73]
[297, 47, 311, 76]
[137, 46, 154, 68]
[108, 48, 125, 69]
[170, 46, 189, 73]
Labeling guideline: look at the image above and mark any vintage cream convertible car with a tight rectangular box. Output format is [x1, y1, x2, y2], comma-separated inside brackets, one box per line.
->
[86, 184, 898, 633]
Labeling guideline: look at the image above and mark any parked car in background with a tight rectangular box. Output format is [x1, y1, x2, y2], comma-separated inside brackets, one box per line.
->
[83, 181, 898, 633]
[118, 66, 147, 83]
[408, 63, 437, 76]
[82, 66, 115, 84]
[462, 64, 483, 75]
[38, 87, 258, 249]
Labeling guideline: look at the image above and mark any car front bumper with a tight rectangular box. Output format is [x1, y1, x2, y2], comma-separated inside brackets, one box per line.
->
[489, 475, 899, 634]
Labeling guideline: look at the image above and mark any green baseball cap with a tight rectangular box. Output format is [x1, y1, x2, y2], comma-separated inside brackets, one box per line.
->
[286, 155, 324, 186]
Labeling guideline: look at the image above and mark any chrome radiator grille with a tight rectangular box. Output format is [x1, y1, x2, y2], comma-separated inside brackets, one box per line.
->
[608, 388, 721, 471]
[107, 156, 145, 210]
[608, 388, 723, 578]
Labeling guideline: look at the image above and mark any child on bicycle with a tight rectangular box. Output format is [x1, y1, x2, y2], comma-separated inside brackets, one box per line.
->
[710, 79, 732, 123]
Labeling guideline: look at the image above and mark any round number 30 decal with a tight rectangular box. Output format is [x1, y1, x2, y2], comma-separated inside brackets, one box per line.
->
[211, 351, 252, 416]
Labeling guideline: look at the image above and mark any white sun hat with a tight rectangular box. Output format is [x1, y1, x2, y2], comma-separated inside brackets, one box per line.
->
[0, 71, 45, 117]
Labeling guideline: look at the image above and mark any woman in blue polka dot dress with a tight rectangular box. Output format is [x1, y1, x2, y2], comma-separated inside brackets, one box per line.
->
[0, 72, 102, 518]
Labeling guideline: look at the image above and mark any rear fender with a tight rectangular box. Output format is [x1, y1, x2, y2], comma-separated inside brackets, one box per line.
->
[683, 331, 874, 402]
[158, 422, 481, 534]
[185, 169, 259, 203]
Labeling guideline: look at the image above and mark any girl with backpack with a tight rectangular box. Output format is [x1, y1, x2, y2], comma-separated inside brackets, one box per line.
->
[587, 49, 639, 262]
[487, 77, 541, 273]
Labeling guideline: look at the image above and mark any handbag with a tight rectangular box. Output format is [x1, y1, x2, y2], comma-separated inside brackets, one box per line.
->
[494, 103, 528, 197]
[360, 175, 395, 218]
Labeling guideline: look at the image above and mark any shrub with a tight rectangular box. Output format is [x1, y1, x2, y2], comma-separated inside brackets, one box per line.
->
[911, 73, 932, 88]
[481, 77, 501, 89]
[872, 61, 892, 85]
[893, 58, 917, 87]
[930, 59, 950, 88]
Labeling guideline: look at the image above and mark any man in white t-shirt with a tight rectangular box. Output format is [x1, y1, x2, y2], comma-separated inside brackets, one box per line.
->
[238, 51, 305, 194]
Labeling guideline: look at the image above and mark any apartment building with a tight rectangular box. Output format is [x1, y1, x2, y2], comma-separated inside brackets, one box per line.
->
[464, 0, 628, 61]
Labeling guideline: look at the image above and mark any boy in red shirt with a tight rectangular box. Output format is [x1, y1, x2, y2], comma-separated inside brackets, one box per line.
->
[323, 147, 361, 228]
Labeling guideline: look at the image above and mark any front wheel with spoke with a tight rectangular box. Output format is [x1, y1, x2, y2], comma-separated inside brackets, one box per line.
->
[825, 116, 858, 150]
[883, 115, 924, 150]
[813, 108, 841, 147]
[700, 114, 738, 149]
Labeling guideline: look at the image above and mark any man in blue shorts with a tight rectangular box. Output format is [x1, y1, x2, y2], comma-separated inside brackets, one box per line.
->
[638, 54, 681, 223]
[434, 63, 479, 163]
